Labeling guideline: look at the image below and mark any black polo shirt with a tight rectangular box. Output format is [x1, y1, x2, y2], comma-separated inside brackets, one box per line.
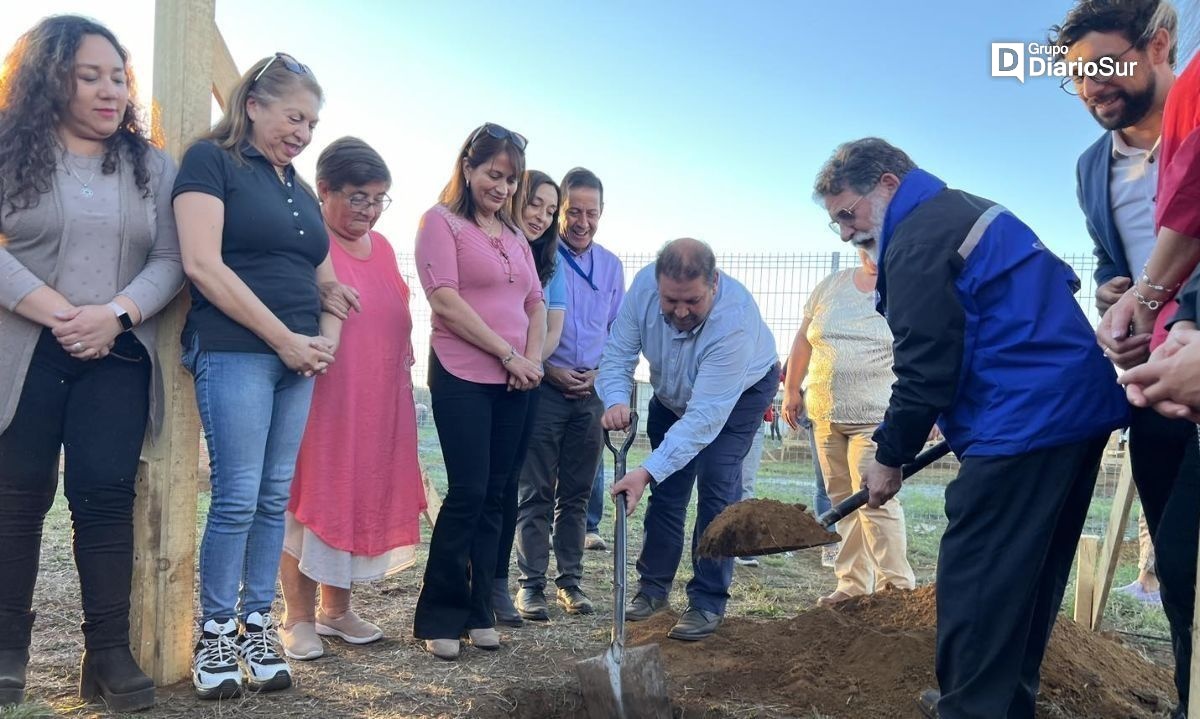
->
[173, 140, 328, 354]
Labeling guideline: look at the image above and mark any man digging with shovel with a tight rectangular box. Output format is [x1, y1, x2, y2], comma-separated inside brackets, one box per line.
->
[814, 138, 1129, 718]
[598, 238, 778, 642]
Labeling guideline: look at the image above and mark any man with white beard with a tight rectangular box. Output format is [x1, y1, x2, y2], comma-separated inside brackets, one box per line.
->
[813, 137, 1129, 719]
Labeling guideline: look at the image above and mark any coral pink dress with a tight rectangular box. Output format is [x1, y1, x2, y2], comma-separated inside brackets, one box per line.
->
[286, 229, 426, 587]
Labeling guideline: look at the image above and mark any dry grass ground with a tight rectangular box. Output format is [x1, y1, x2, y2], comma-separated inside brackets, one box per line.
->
[3, 430, 1170, 718]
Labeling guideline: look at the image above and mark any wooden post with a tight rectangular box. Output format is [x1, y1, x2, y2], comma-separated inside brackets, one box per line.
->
[129, 0, 215, 685]
[422, 472, 442, 529]
[1089, 448, 1136, 631]
[1073, 535, 1100, 628]
[211, 31, 241, 109]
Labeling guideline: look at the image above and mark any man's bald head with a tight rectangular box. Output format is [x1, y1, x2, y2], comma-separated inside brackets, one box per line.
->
[655, 238, 717, 287]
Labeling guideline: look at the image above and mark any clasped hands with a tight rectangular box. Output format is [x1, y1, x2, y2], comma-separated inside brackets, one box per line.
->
[51, 304, 123, 360]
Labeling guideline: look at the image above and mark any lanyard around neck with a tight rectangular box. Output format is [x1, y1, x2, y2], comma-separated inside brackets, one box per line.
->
[557, 243, 598, 291]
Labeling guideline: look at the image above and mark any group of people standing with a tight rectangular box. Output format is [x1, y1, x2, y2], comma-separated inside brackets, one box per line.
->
[0, 11, 704, 708]
[3, 1, 1200, 718]
[0, 15, 433, 708]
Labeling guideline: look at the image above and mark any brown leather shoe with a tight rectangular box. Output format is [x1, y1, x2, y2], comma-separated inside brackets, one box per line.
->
[556, 586, 595, 615]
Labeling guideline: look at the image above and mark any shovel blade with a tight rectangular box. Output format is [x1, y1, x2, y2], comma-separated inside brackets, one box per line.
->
[576, 644, 671, 719]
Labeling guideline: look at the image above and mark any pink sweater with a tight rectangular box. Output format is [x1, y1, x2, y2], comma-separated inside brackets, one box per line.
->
[415, 204, 542, 384]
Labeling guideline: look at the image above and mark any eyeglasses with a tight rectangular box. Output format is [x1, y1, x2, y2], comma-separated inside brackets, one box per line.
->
[468, 122, 528, 152]
[827, 193, 869, 235]
[336, 190, 392, 212]
[253, 52, 311, 85]
[1059, 43, 1136, 96]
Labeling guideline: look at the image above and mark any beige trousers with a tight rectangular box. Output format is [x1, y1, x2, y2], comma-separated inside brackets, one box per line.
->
[813, 421, 916, 595]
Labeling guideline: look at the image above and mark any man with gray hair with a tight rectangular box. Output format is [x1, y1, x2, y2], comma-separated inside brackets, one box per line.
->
[814, 138, 1129, 718]
[598, 238, 778, 642]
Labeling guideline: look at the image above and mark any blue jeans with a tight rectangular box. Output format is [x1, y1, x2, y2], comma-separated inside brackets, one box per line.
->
[636, 366, 777, 615]
[184, 344, 314, 623]
[586, 461, 605, 534]
[807, 417, 833, 529]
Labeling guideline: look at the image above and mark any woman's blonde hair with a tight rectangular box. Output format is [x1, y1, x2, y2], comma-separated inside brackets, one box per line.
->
[204, 53, 323, 161]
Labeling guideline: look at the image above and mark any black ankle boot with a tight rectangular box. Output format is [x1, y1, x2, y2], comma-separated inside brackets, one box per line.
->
[0, 648, 28, 707]
[492, 578, 524, 627]
[79, 646, 155, 712]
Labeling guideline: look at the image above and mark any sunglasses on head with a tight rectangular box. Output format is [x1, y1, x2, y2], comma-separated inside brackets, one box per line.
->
[253, 52, 311, 85]
[468, 122, 528, 152]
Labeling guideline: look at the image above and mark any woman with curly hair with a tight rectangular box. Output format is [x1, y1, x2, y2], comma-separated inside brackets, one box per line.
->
[0, 15, 183, 712]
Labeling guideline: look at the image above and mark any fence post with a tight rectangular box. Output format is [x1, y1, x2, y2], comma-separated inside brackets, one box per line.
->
[831, 251, 840, 273]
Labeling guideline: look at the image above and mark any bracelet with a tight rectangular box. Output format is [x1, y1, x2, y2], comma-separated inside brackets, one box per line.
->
[500, 347, 517, 366]
[1133, 285, 1163, 312]
[1140, 267, 1182, 295]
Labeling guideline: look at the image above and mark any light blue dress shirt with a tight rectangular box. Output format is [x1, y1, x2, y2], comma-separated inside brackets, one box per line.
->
[597, 264, 778, 482]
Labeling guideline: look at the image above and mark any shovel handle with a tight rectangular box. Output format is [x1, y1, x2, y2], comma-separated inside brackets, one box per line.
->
[604, 411, 639, 478]
[605, 413, 638, 656]
[816, 439, 951, 528]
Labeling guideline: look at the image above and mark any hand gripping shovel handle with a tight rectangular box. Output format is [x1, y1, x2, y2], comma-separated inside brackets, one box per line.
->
[604, 411, 639, 657]
[816, 439, 951, 528]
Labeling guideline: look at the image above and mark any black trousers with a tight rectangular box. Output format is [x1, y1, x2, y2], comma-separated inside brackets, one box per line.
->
[0, 329, 149, 651]
[1129, 407, 1200, 709]
[413, 352, 532, 639]
[935, 435, 1108, 719]
[495, 389, 540, 581]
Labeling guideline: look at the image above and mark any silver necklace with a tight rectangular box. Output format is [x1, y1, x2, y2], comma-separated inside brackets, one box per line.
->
[64, 161, 97, 199]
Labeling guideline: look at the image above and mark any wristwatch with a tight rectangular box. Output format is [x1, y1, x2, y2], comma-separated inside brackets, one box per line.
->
[108, 301, 133, 332]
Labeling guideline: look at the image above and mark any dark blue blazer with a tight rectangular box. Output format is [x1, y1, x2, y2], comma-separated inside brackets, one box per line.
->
[1076, 132, 1132, 285]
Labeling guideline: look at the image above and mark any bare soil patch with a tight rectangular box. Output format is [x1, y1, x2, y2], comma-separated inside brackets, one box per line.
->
[625, 586, 1173, 718]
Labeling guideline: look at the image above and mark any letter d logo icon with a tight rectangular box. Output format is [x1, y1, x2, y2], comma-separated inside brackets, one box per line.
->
[991, 42, 1025, 82]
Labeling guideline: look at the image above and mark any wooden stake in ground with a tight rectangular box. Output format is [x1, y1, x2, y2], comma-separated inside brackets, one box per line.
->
[1090, 445, 1135, 631]
[1073, 535, 1099, 628]
[130, 0, 233, 684]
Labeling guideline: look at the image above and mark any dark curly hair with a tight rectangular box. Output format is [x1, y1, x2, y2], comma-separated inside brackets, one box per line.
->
[0, 15, 153, 217]
[1050, 0, 1178, 67]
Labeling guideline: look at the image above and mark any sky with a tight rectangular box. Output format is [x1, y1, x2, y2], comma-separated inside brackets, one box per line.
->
[1, 0, 1194, 260]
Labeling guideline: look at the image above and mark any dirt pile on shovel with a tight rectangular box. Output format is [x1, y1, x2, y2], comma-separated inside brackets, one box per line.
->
[698, 498, 840, 558]
[626, 586, 1173, 718]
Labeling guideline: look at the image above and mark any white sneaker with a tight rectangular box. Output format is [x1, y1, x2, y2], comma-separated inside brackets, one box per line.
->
[237, 612, 292, 692]
[193, 618, 242, 700]
[734, 556, 760, 567]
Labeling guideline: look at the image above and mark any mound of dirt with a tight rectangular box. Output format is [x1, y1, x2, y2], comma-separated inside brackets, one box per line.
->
[626, 586, 1173, 718]
[697, 498, 840, 558]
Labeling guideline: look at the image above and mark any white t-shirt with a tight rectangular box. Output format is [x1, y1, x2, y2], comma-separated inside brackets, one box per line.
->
[1109, 131, 1160, 277]
[803, 268, 895, 424]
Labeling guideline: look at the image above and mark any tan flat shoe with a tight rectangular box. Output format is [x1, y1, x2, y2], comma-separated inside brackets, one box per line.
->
[315, 610, 383, 644]
[467, 628, 500, 650]
[424, 639, 460, 660]
[816, 590, 855, 607]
